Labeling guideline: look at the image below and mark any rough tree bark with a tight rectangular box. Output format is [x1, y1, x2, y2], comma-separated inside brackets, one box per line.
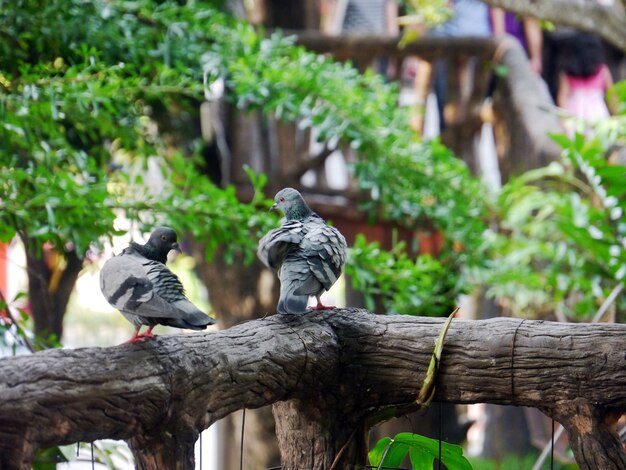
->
[1, 309, 626, 470]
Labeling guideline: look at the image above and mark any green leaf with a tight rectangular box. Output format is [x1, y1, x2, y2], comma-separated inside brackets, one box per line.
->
[369, 433, 473, 470]
[368, 437, 411, 469]
[368, 437, 393, 467]
[12, 292, 28, 302]
[409, 446, 435, 469]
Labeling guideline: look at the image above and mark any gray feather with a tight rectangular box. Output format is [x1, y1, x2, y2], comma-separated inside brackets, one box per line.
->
[277, 256, 310, 314]
[258, 188, 348, 314]
[100, 251, 215, 331]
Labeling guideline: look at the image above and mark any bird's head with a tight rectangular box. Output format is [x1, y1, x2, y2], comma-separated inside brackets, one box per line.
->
[146, 226, 180, 261]
[271, 188, 311, 220]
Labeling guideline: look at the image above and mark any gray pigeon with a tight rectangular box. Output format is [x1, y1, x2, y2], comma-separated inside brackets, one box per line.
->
[100, 227, 215, 343]
[258, 188, 348, 314]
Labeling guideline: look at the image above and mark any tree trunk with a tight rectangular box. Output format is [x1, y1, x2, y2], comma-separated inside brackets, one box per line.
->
[190, 244, 281, 470]
[129, 429, 198, 470]
[557, 401, 626, 470]
[23, 243, 83, 342]
[2, 309, 626, 469]
[274, 400, 368, 470]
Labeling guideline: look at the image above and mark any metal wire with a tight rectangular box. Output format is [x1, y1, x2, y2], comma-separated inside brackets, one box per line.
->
[199, 431, 203, 470]
[550, 419, 555, 470]
[438, 402, 443, 470]
[240, 409, 246, 470]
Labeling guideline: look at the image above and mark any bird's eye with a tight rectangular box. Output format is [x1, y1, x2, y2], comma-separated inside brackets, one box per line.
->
[160, 235, 167, 241]
[279, 197, 285, 202]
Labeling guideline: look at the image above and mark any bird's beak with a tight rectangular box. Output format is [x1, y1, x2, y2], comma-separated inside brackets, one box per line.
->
[270, 203, 278, 212]
[171, 242, 182, 253]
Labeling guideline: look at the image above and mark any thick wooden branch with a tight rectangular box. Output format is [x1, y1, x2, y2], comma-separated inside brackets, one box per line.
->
[288, 144, 335, 181]
[1, 309, 626, 469]
[481, 0, 626, 53]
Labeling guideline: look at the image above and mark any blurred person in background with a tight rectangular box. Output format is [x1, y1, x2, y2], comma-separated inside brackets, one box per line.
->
[557, 31, 615, 126]
[320, 0, 399, 75]
[490, 8, 543, 75]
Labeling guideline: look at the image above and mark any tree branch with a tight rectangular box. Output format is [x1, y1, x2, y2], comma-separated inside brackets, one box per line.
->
[481, 0, 626, 53]
[1, 309, 625, 469]
[287, 144, 336, 181]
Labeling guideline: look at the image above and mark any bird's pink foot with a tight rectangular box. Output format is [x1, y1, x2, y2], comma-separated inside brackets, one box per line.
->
[124, 331, 147, 344]
[138, 326, 156, 339]
[308, 298, 335, 310]
[308, 304, 335, 310]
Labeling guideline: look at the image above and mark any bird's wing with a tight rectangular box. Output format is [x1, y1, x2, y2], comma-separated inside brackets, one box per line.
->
[142, 259, 215, 327]
[100, 254, 157, 312]
[142, 258, 186, 302]
[100, 253, 213, 326]
[257, 219, 306, 271]
[296, 219, 348, 293]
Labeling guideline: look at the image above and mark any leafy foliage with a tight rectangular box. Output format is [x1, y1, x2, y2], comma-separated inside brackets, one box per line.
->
[0, 0, 273, 262]
[206, 27, 487, 255]
[369, 432, 472, 470]
[2, 0, 488, 322]
[346, 235, 460, 315]
[608, 80, 626, 115]
[399, 0, 453, 44]
[0, 292, 61, 353]
[474, 129, 626, 320]
[205, 24, 487, 314]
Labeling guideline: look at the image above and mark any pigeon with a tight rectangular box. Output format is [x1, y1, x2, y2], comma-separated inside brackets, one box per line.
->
[100, 226, 215, 343]
[258, 188, 348, 314]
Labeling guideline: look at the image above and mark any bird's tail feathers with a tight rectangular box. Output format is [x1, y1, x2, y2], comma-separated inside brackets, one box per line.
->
[162, 311, 215, 330]
[170, 299, 216, 329]
[278, 278, 308, 314]
[277, 293, 308, 315]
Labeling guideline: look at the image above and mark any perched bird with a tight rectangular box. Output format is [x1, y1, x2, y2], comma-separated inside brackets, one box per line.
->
[100, 227, 215, 343]
[258, 188, 348, 314]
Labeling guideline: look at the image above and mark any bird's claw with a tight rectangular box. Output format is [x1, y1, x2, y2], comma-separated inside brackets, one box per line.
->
[124, 336, 147, 345]
[308, 304, 335, 311]
[123, 329, 156, 344]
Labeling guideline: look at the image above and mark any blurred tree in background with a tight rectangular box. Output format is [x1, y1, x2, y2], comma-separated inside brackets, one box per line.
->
[0, 0, 486, 340]
[1, 0, 625, 467]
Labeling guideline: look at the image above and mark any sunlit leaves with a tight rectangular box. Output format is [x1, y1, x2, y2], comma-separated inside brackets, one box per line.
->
[2, 0, 488, 320]
[0, 1, 267, 262]
[206, 23, 486, 236]
[477, 131, 626, 320]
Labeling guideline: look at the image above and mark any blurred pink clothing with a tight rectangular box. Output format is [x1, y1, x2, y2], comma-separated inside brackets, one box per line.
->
[565, 64, 610, 121]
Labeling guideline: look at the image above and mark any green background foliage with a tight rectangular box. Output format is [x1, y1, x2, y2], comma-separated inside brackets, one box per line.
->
[1, 1, 625, 468]
[1, 0, 487, 320]
[1, 0, 624, 325]
[473, 131, 626, 320]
